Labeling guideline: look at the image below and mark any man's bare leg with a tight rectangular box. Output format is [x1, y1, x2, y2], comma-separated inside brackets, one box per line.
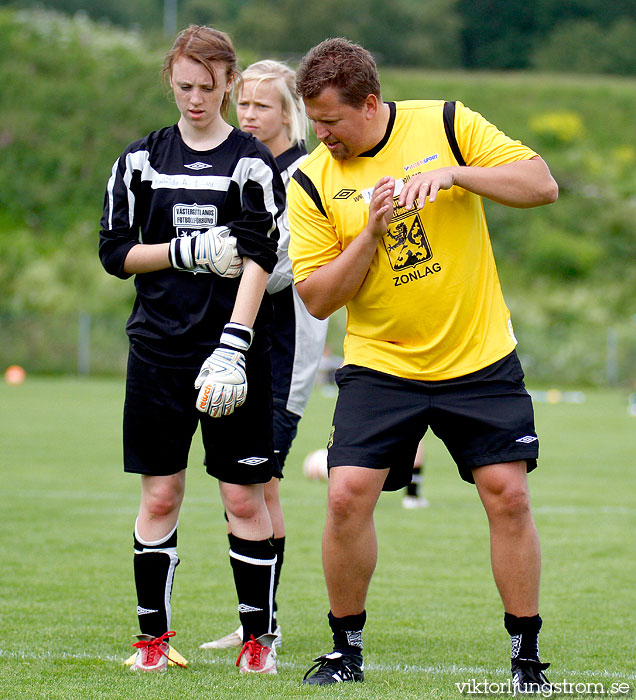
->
[323, 465, 388, 615]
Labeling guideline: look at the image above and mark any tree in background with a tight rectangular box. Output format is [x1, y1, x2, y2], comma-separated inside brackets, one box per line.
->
[180, 0, 463, 68]
[531, 19, 636, 75]
[458, 0, 636, 71]
[3, 0, 161, 29]
[2, 0, 635, 73]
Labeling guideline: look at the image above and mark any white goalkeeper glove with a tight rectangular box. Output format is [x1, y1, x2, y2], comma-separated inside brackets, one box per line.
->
[195, 323, 254, 417]
[169, 227, 243, 278]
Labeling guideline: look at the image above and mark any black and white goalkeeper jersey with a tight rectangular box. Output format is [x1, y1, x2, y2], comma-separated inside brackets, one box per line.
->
[99, 124, 285, 368]
[267, 143, 329, 418]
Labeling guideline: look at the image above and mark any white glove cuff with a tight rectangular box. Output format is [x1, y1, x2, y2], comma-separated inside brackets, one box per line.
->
[219, 322, 254, 353]
[169, 235, 194, 270]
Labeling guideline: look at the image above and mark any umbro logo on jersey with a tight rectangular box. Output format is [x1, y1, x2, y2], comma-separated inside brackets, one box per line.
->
[184, 161, 213, 170]
[333, 188, 356, 200]
[516, 435, 538, 444]
[237, 603, 263, 613]
[137, 606, 159, 615]
[237, 456, 269, 466]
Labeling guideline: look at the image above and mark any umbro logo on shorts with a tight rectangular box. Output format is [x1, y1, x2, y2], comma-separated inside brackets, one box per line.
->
[515, 435, 538, 444]
[237, 456, 269, 466]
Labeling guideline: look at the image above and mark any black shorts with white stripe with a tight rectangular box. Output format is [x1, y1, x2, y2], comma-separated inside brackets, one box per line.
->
[124, 350, 280, 484]
[328, 350, 538, 489]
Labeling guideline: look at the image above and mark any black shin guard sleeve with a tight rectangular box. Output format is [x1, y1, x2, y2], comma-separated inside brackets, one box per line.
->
[133, 530, 179, 638]
[228, 535, 276, 641]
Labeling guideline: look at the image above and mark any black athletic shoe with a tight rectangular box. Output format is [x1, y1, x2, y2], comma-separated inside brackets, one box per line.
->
[512, 658, 551, 694]
[302, 651, 364, 685]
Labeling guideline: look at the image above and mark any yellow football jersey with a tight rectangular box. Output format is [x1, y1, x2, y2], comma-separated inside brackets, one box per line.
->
[288, 100, 538, 381]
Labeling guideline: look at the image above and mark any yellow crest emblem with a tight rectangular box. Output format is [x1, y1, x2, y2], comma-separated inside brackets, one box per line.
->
[382, 203, 432, 272]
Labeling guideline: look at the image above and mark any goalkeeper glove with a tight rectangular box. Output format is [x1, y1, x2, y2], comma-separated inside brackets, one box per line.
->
[195, 323, 254, 417]
[169, 227, 243, 277]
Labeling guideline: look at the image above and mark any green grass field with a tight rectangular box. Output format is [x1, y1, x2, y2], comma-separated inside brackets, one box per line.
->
[1, 377, 635, 699]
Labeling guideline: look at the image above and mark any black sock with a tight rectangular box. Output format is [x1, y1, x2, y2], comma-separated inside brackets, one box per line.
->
[228, 534, 276, 641]
[271, 537, 285, 628]
[328, 610, 366, 657]
[133, 523, 179, 637]
[504, 613, 542, 661]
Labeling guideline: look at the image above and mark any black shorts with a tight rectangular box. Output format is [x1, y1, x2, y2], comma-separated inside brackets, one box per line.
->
[123, 351, 280, 484]
[329, 351, 538, 490]
[272, 401, 301, 473]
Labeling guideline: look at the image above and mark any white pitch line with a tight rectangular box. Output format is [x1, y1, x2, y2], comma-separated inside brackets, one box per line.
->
[1, 649, 634, 681]
[534, 505, 636, 515]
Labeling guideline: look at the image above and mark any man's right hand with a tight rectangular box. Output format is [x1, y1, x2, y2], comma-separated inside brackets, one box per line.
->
[367, 176, 395, 238]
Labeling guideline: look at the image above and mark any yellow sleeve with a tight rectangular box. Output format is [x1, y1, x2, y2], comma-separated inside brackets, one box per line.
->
[455, 101, 539, 168]
[288, 176, 342, 284]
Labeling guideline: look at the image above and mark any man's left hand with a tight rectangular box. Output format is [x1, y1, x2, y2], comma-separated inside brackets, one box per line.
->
[398, 167, 457, 210]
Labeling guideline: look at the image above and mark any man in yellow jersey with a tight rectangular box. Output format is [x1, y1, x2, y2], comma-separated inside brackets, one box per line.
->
[287, 38, 558, 691]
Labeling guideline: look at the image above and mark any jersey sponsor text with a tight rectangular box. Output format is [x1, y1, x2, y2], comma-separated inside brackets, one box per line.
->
[393, 262, 442, 286]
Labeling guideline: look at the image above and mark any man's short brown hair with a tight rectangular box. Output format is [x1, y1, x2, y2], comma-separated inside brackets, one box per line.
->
[296, 37, 381, 108]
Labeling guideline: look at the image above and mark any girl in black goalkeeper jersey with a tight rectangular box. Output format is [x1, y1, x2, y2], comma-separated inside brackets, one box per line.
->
[99, 26, 284, 675]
